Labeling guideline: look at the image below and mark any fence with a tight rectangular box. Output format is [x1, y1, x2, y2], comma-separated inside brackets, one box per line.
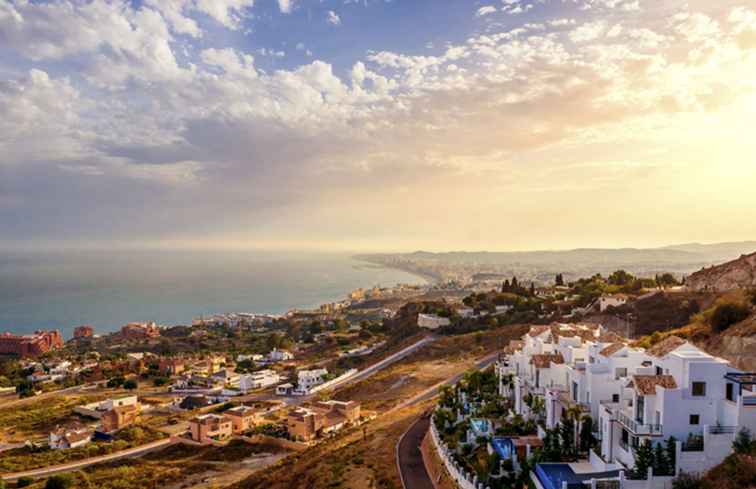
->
[429, 414, 491, 489]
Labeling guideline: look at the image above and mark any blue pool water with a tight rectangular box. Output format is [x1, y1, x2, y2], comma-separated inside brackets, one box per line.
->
[491, 437, 515, 460]
[470, 419, 489, 434]
[535, 464, 620, 489]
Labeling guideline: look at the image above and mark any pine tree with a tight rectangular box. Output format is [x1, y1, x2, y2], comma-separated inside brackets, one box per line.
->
[530, 282, 536, 296]
[633, 439, 654, 479]
[555, 273, 564, 286]
[665, 436, 677, 476]
[511, 276, 519, 289]
[579, 416, 594, 453]
[502, 280, 511, 292]
[653, 442, 668, 476]
[560, 417, 576, 461]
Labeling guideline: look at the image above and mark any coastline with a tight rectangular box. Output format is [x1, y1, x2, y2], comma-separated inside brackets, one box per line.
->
[352, 256, 442, 285]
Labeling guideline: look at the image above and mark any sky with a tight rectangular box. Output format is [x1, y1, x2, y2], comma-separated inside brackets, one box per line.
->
[1, 0, 756, 253]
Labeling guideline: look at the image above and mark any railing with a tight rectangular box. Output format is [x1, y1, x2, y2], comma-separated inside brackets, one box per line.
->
[743, 397, 756, 406]
[615, 410, 662, 436]
[681, 440, 704, 452]
[708, 426, 737, 435]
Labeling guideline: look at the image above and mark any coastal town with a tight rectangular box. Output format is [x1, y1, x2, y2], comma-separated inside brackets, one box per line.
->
[1, 251, 755, 489]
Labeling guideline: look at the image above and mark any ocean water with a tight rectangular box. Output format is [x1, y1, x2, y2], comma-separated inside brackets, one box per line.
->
[0, 250, 425, 339]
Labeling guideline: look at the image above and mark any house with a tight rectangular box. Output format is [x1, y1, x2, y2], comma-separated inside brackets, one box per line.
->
[237, 354, 264, 363]
[457, 307, 475, 318]
[296, 368, 328, 394]
[189, 413, 233, 443]
[417, 314, 451, 330]
[179, 395, 214, 410]
[211, 369, 240, 386]
[276, 383, 295, 396]
[497, 324, 756, 479]
[224, 405, 259, 433]
[598, 294, 629, 312]
[75, 396, 140, 419]
[268, 349, 293, 362]
[239, 370, 280, 392]
[49, 424, 93, 449]
[159, 357, 185, 376]
[287, 400, 361, 441]
[100, 403, 140, 433]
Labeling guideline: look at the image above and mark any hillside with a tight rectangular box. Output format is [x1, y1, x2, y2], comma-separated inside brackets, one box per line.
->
[687, 251, 756, 292]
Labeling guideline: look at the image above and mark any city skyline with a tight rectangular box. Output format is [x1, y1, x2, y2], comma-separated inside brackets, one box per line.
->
[2, 0, 756, 252]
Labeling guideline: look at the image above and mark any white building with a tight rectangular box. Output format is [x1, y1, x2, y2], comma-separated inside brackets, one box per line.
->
[599, 294, 629, 312]
[417, 314, 451, 329]
[49, 425, 93, 450]
[496, 325, 756, 478]
[296, 368, 328, 394]
[268, 348, 293, 362]
[237, 354, 264, 363]
[74, 395, 139, 419]
[239, 370, 280, 392]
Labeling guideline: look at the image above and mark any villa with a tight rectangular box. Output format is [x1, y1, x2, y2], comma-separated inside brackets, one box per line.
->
[495, 323, 756, 481]
[189, 413, 233, 444]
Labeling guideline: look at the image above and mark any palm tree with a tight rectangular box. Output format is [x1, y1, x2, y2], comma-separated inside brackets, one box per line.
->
[565, 404, 585, 455]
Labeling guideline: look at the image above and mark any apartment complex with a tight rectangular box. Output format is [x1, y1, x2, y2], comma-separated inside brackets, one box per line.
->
[120, 322, 161, 339]
[0, 330, 63, 358]
[73, 325, 94, 339]
[497, 323, 756, 475]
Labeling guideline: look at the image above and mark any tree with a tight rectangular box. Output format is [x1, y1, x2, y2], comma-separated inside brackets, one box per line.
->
[107, 376, 125, 388]
[530, 282, 536, 296]
[608, 270, 635, 286]
[633, 439, 654, 479]
[653, 442, 669, 476]
[511, 276, 519, 289]
[657, 273, 679, 288]
[555, 273, 565, 286]
[560, 417, 576, 461]
[579, 416, 595, 453]
[45, 475, 73, 489]
[733, 428, 753, 454]
[666, 436, 677, 475]
[123, 379, 138, 390]
[17, 477, 33, 488]
[710, 302, 750, 332]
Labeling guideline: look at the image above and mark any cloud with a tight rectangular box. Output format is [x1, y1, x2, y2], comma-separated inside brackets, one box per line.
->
[327, 10, 341, 26]
[476, 6, 497, 17]
[277, 0, 294, 14]
[1, 0, 756, 247]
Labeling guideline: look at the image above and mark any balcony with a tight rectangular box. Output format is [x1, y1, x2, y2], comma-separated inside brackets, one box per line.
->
[614, 409, 662, 436]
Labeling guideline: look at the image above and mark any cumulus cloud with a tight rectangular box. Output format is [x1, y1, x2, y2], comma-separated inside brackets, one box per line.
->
[476, 6, 497, 17]
[1, 0, 756, 247]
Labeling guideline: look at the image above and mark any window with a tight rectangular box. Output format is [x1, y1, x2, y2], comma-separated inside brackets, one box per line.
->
[656, 366, 663, 375]
[726, 383, 735, 402]
[621, 429, 629, 450]
[615, 367, 627, 380]
[692, 382, 706, 397]
[690, 414, 700, 425]
[631, 435, 640, 449]
[612, 394, 620, 403]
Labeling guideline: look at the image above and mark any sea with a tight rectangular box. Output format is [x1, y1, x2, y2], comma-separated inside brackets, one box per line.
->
[0, 250, 425, 339]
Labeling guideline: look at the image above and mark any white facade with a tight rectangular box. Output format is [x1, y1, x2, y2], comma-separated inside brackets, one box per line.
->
[296, 368, 328, 393]
[239, 370, 280, 392]
[497, 324, 756, 477]
[268, 349, 293, 362]
[599, 295, 628, 312]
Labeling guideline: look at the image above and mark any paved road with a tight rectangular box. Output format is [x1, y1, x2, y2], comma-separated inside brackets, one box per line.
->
[397, 416, 435, 489]
[395, 351, 500, 488]
[1, 438, 175, 481]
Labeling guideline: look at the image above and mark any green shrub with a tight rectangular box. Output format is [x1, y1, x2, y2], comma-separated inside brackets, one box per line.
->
[710, 302, 750, 332]
[16, 477, 33, 487]
[45, 474, 73, 489]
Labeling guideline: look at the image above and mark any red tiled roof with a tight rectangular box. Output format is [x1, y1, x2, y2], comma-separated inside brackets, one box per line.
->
[630, 375, 677, 395]
[599, 343, 626, 357]
[646, 336, 687, 358]
[530, 353, 564, 369]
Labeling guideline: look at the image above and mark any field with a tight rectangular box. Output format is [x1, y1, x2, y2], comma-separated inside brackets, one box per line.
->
[10, 439, 289, 489]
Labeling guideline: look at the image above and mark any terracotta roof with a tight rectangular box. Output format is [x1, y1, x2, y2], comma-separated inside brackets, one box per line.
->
[646, 336, 686, 358]
[528, 326, 550, 337]
[530, 353, 564, 369]
[631, 375, 677, 395]
[64, 430, 92, 445]
[599, 343, 626, 357]
[598, 331, 623, 343]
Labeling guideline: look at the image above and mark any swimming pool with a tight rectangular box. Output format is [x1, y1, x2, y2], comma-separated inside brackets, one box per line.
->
[470, 418, 490, 434]
[535, 463, 620, 489]
[491, 437, 515, 460]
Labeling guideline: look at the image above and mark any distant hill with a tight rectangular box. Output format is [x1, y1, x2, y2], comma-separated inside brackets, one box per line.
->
[687, 251, 756, 292]
[358, 241, 756, 283]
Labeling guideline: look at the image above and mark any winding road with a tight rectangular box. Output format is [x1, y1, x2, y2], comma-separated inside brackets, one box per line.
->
[396, 351, 501, 488]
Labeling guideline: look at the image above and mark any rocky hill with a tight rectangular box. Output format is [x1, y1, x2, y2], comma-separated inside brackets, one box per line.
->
[687, 251, 756, 292]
